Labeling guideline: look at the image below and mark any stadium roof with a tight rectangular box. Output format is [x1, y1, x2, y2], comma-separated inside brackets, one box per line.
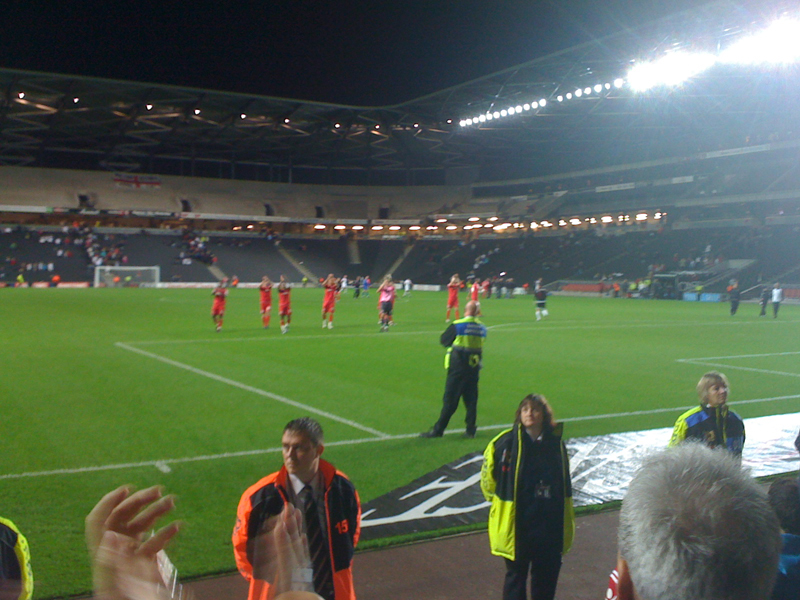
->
[1, 0, 798, 187]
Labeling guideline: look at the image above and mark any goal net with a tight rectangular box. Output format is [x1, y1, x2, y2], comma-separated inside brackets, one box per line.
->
[93, 266, 161, 288]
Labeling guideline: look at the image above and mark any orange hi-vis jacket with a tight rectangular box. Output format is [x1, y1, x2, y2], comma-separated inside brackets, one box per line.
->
[233, 459, 361, 600]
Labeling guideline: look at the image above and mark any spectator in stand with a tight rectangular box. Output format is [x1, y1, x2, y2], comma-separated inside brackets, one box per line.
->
[767, 478, 800, 600]
[608, 443, 781, 600]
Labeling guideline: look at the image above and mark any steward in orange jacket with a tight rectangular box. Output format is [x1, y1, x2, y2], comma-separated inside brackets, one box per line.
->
[233, 457, 360, 600]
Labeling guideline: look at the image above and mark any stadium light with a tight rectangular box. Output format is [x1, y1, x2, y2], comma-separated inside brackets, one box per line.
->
[240, 113, 247, 119]
[389, 226, 401, 231]
[464, 225, 473, 230]
[530, 222, 539, 229]
[628, 51, 717, 91]
[594, 84, 603, 93]
[557, 95, 563, 102]
[539, 98, 546, 107]
[566, 92, 573, 100]
[146, 103, 153, 110]
[372, 225, 384, 230]
[589, 217, 597, 224]
[570, 218, 582, 225]
[636, 213, 648, 221]
[558, 219, 567, 226]
[654, 212, 663, 219]
[334, 225, 346, 230]
[719, 18, 800, 65]
[488, 216, 499, 221]
[446, 225, 458, 230]
[435, 218, 447, 223]
[479, 114, 486, 122]
[73, 97, 79, 103]
[508, 107, 515, 115]
[247, 224, 254, 229]
[584, 87, 592, 95]
[541, 221, 553, 227]
[501, 109, 508, 117]
[352, 225, 364, 230]
[334, 123, 341, 128]
[614, 78, 624, 88]
[468, 217, 480, 222]
[575, 89, 583, 97]
[531, 101, 539, 109]
[524, 103, 531, 110]
[493, 111, 500, 118]
[483, 224, 494, 228]
[409, 225, 421, 230]
[194, 108, 201, 115]
[601, 216, 613, 223]
[314, 224, 326, 230]
[17, 92, 25, 99]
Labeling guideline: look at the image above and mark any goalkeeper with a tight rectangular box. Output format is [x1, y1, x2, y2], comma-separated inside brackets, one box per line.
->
[0, 517, 33, 600]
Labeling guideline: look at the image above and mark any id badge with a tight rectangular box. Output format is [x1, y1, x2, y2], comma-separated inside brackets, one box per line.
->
[534, 482, 552, 499]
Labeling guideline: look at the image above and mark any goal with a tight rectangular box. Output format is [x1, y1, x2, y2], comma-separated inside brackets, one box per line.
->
[93, 266, 161, 288]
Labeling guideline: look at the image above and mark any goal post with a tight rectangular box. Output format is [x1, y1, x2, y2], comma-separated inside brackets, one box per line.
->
[93, 266, 161, 288]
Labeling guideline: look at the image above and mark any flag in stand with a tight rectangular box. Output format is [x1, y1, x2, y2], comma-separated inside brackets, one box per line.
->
[113, 173, 162, 190]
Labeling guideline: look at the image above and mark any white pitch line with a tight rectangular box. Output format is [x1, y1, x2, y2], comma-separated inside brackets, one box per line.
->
[678, 351, 800, 361]
[114, 342, 389, 438]
[5, 394, 798, 481]
[124, 316, 799, 347]
[679, 360, 800, 379]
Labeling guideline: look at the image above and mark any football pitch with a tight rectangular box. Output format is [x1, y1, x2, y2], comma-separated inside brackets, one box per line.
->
[3, 287, 799, 598]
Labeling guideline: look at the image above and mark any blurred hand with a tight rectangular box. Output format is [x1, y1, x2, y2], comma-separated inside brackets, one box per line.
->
[251, 504, 315, 600]
[86, 486, 180, 600]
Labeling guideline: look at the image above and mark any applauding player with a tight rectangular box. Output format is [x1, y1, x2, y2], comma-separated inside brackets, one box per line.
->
[378, 275, 397, 332]
[278, 275, 292, 334]
[445, 274, 461, 322]
[212, 278, 228, 332]
[259, 275, 273, 329]
[322, 273, 338, 329]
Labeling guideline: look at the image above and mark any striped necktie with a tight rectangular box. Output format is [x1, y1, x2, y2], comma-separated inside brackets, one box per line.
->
[299, 485, 334, 600]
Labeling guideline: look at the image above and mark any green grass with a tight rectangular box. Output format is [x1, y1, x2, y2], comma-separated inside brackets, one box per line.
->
[2, 288, 798, 598]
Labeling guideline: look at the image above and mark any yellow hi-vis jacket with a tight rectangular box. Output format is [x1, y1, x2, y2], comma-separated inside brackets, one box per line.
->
[480, 423, 575, 561]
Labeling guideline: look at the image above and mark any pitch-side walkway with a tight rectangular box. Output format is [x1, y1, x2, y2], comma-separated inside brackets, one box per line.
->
[189, 509, 619, 600]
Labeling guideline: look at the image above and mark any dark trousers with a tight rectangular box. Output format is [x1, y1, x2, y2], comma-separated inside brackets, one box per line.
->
[432, 360, 479, 435]
[760, 301, 767, 316]
[774, 301, 780, 318]
[503, 551, 562, 600]
[730, 300, 739, 315]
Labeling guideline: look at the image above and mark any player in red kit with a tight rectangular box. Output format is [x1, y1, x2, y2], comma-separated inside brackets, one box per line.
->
[278, 275, 291, 334]
[470, 279, 480, 302]
[259, 275, 273, 329]
[211, 278, 228, 332]
[445, 273, 462, 322]
[322, 273, 338, 329]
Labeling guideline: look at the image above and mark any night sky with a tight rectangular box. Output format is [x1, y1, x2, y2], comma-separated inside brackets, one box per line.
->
[3, 0, 709, 106]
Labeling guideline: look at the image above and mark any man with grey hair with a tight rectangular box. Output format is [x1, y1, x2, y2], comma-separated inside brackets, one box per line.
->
[612, 443, 781, 600]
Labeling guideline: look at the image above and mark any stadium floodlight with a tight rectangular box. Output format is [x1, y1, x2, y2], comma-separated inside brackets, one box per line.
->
[566, 92, 573, 99]
[352, 225, 364, 230]
[446, 225, 458, 230]
[483, 224, 494, 228]
[589, 217, 597, 224]
[584, 87, 592, 94]
[719, 18, 800, 65]
[334, 123, 341, 128]
[575, 89, 583, 97]
[479, 114, 486, 122]
[466, 118, 473, 125]
[628, 51, 717, 91]
[558, 219, 567, 226]
[334, 225, 346, 230]
[436, 218, 447, 222]
[614, 78, 624, 88]
[570, 218, 581, 225]
[594, 84, 603, 93]
[459, 120, 467, 127]
[541, 221, 553, 227]
[654, 212, 663, 219]
[523, 103, 531, 110]
[539, 98, 546, 107]
[636, 213, 648, 221]
[409, 225, 421, 230]
[530, 222, 538, 229]
[314, 224, 326, 230]
[468, 217, 480, 221]
[601, 216, 613, 223]
[73, 97, 79, 103]
[486, 113, 493, 120]
[493, 111, 500, 118]
[464, 225, 472, 230]
[194, 108, 201, 115]
[557, 95, 563, 102]
[488, 216, 499, 221]
[18, 92, 25, 99]
[94, 266, 160, 288]
[389, 226, 402, 230]
[500, 109, 508, 117]
[240, 113, 247, 119]
[532, 101, 539, 109]
[146, 103, 153, 110]
[413, 123, 419, 128]
[515, 105, 523, 112]
[604, 82, 611, 90]
[372, 225, 384, 230]
[508, 107, 516, 115]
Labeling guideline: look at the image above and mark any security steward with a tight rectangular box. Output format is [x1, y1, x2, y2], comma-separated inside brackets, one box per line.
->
[420, 300, 487, 439]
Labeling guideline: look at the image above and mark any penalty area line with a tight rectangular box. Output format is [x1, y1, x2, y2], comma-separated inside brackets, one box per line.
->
[113, 342, 389, 439]
[4, 394, 798, 481]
